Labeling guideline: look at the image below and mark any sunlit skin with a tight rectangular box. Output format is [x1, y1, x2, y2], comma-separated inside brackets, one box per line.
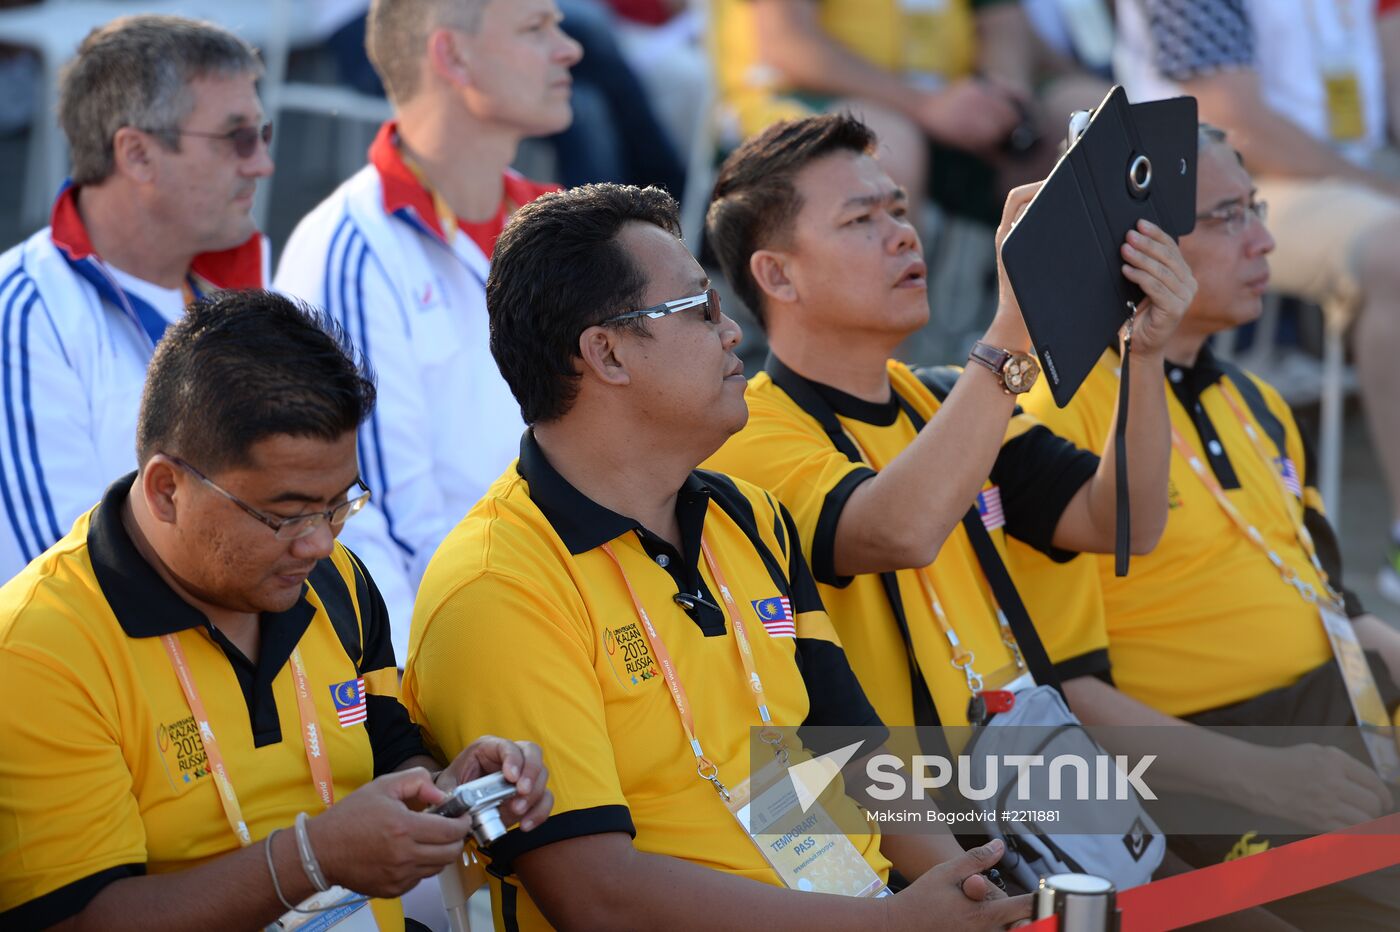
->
[766, 151, 931, 342]
[610, 221, 750, 455]
[143, 73, 273, 255]
[456, 0, 582, 138]
[125, 432, 362, 654]
[75, 71, 272, 289]
[1166, 141, 1276, 365]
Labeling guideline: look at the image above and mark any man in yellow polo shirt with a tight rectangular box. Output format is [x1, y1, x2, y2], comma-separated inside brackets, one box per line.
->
[0, 291, 551, 930]
[404, 184, 1030, 930]
[704, 113, 1193, 737]
[1007, 123, 1400, 929]
[1008, 118, 1400, 828]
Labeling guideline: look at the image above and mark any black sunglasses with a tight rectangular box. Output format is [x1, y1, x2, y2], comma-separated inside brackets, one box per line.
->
[604, 287, 722, 325]
[170, 121, 274, 159]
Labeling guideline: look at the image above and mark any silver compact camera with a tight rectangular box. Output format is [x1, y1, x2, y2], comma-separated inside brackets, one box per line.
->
[429, 772, 517, 846]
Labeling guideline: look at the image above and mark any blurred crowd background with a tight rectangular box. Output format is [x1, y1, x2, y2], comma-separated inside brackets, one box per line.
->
[0, 0, 1393, 618]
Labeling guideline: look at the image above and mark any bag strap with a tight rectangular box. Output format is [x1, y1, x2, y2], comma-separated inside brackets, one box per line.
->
[307, 554, 366, 670]
[908, 369, 1064, 696]
[958, 510, 1063, 694]
[1214, 358, 1290, 462]
[767, 356, 943, 733]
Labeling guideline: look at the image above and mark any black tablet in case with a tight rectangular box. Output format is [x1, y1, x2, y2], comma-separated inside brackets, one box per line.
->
[1000, 86, 1198, 407]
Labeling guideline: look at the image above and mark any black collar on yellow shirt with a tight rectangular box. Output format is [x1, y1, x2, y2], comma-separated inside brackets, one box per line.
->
[88, 472, 318, 747]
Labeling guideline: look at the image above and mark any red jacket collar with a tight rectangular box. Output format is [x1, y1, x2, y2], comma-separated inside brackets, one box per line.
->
[370, 121, 446, 237]
[369, 121, 561, 254]
[49, 184, 265, 289]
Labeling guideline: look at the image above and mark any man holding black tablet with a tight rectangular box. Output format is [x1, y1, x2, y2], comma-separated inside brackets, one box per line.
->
[704, 112, 1193, 745]
[1006, 124, 1400, 929]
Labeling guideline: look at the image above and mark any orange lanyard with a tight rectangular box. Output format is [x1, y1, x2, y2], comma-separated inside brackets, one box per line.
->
[1170, 381, 1343, 610]
[838, 424, 1023, 691]
[600, 535, 778, 800]
[161, 634, 335, 847]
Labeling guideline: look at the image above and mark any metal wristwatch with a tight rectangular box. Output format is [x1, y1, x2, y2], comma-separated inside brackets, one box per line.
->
[967, 341, 1040, 394]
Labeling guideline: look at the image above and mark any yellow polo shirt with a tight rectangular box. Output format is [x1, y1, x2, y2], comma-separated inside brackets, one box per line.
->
[1018, 348, 1338, 717]
[0, 474, 420, 929]
[714, 0, 992, 137]
[404, 432, 889, 932]
[705, 358, 1105, 732]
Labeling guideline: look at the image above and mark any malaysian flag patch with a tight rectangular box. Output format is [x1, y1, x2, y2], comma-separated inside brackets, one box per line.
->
[1274, 457, 1302, 499]
[977, 486, 1005, 531]
[329, 677, 367, 727]
[751, 597, 796, 638]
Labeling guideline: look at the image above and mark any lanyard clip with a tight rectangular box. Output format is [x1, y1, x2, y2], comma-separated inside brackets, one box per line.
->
[759, 726, 790, 765]
[696, 758, 731, 802]
[952, 652, 984, 694]
[996, 610, 1026, 670]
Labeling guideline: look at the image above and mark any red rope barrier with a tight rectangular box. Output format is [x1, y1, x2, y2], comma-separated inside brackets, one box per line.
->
[1023, 813, 1400, 931]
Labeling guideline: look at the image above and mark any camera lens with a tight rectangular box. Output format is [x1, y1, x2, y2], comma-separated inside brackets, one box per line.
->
[471, 807, 509, 846]
[1128, 155, 1152, 197]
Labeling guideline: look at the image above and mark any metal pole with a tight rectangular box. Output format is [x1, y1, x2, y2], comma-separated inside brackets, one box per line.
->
[1033, 873, 1119, 932]
[438, 861, 472, 932]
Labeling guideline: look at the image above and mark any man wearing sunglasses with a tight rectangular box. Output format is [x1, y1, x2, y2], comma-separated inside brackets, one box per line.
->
[275, 0, 582, 657]
[0, 14, 273, 584]
[0, 289, 553, 930]
[403, 184, 1031, 930]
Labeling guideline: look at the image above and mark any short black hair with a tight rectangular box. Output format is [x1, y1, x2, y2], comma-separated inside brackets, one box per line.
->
[706, 114, 876, 329]
[488, 183, 682, 424]
[136, 290, 377, 471]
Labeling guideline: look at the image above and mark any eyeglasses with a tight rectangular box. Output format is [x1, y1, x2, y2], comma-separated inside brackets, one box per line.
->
[603, 288, 722, 325]
[168, 121, 274, 159]
[1195, 198, 1268, 237]
[167, 455, 370, 541]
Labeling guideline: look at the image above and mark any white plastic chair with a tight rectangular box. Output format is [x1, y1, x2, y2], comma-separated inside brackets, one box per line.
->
[248, 0, 391, 228]
[1317, 308, 1347, 531]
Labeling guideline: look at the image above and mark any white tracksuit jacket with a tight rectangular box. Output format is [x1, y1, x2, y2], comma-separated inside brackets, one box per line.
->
[276, 123, 542, 658]
[0, 187, 266, 581]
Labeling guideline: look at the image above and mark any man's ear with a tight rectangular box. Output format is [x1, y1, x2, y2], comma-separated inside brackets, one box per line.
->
[426, 26, 472, 91]
[140, 456, 182, 526]
[112, 127, 158, 185]
[750, 249, 798, 306]
[577, 325, 632, 389]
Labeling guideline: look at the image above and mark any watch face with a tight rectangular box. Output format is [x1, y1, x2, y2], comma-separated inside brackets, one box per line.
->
[1003, 354, 1040, 393]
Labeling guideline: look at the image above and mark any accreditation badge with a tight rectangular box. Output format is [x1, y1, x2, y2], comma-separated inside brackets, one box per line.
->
[266, 888, 378, 931]
[1319, 47, 1365, 141]
[726, 752, 890, 898]
[1319, 605, 1400, 784]
[899, 0, 958, 82]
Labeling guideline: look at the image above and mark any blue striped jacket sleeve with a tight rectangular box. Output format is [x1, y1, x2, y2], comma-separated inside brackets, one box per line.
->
[0, 269, 99, 579]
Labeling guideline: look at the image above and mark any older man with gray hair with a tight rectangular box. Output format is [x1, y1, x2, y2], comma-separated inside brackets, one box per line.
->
[0, 14, 272, 581]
